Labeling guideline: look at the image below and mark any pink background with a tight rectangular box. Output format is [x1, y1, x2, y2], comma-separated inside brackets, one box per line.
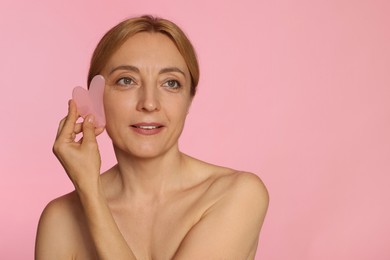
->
[1, 0, 389, 259]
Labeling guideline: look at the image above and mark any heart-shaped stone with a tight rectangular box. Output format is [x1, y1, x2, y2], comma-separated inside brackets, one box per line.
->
[72, 75, 105, 128]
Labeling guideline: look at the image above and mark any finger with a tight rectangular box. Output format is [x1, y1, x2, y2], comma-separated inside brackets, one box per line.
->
[56, 116, 67, 138]
[56, 120, 82, 142]
[74, 122, 83, 134]
[56, 100, 74, 138]
[57, 100, 79, 141]
[94, 127, 105, 136]
[56, 117, 83, 134]
[81, 114, 98, 145]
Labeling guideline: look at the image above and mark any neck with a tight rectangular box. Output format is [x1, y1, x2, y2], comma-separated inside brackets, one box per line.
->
[112, 145, 187, 200]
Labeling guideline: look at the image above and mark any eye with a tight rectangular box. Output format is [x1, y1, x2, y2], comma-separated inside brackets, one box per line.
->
[116, 77, 135, 86]
[163, 80, 181, 89]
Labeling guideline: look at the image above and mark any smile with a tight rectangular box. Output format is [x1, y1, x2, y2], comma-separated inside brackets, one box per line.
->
[133, 125, 162, 130]
[131, 123, 164, 135]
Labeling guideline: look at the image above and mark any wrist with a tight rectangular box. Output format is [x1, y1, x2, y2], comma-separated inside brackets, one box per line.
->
[74, 176, 103, 200]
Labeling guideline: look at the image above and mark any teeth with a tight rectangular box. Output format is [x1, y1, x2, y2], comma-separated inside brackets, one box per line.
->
[137, 126, 159, 129]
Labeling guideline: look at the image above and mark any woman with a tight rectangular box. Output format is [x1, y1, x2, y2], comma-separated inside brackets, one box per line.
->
[35, 15, 269, 260]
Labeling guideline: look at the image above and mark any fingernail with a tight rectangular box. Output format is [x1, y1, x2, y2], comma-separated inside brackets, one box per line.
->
[88, 115, 95, 123]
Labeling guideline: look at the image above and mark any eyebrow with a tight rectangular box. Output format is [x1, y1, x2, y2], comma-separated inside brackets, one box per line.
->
[109, 65, 187, 78]
[159, 67, 186, 78]
[109, 65, 139, 75]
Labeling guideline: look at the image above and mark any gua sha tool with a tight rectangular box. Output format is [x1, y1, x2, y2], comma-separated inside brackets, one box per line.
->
[72, 75, 106, 128]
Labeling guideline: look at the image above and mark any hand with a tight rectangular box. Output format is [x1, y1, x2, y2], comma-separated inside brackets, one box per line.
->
[53, 100, 105, 191]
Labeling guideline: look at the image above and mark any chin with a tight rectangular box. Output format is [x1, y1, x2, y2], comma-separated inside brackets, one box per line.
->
[114, 142, 179, 160]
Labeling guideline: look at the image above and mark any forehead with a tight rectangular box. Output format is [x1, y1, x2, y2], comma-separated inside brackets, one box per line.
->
[105, 32, 189, 74]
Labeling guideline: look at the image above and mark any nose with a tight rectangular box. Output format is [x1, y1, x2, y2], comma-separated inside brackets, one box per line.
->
[136, 83, 161, 112]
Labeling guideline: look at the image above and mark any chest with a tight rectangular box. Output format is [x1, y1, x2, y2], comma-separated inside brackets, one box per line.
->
[110, 193, 207, 259]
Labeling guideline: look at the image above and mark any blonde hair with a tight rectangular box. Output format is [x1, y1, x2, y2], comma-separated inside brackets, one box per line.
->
[88, 15, 199, 96]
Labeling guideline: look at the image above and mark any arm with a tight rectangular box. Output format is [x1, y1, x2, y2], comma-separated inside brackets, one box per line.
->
[76, 181, 137, 260]
[173, 172, 269, 260]
[35, 197, 80, 259]
[48, 100, 137, 260]
[39, 101, 268, 259]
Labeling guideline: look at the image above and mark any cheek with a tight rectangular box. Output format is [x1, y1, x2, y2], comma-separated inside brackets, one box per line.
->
[169, 100, 191, 124]
[103, 92, 133, 123]
[103, 95, 133, 142]
[103, 95, 117, 121]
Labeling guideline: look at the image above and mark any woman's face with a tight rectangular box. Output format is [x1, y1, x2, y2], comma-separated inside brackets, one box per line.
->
[101, 32, 193, 158]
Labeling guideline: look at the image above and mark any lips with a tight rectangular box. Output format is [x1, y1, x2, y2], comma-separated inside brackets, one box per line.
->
[131, 122, 164, 135]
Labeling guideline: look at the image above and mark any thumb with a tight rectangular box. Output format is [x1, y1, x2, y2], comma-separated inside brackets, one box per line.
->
[82, 115, 98, 144]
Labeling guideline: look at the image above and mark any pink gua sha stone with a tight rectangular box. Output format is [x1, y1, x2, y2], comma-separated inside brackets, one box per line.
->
[72, 75, 106, 128]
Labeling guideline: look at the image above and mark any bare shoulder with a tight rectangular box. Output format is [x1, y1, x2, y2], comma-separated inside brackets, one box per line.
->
[37, 191, 82, 227]
[35, 192, 94, 259]
[186, 156, 269, 211]
[209, 169, 269, 214]
[230, 171, 268, 201]
[173, 162, 269, 259]
[41, 191, 80, 214]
